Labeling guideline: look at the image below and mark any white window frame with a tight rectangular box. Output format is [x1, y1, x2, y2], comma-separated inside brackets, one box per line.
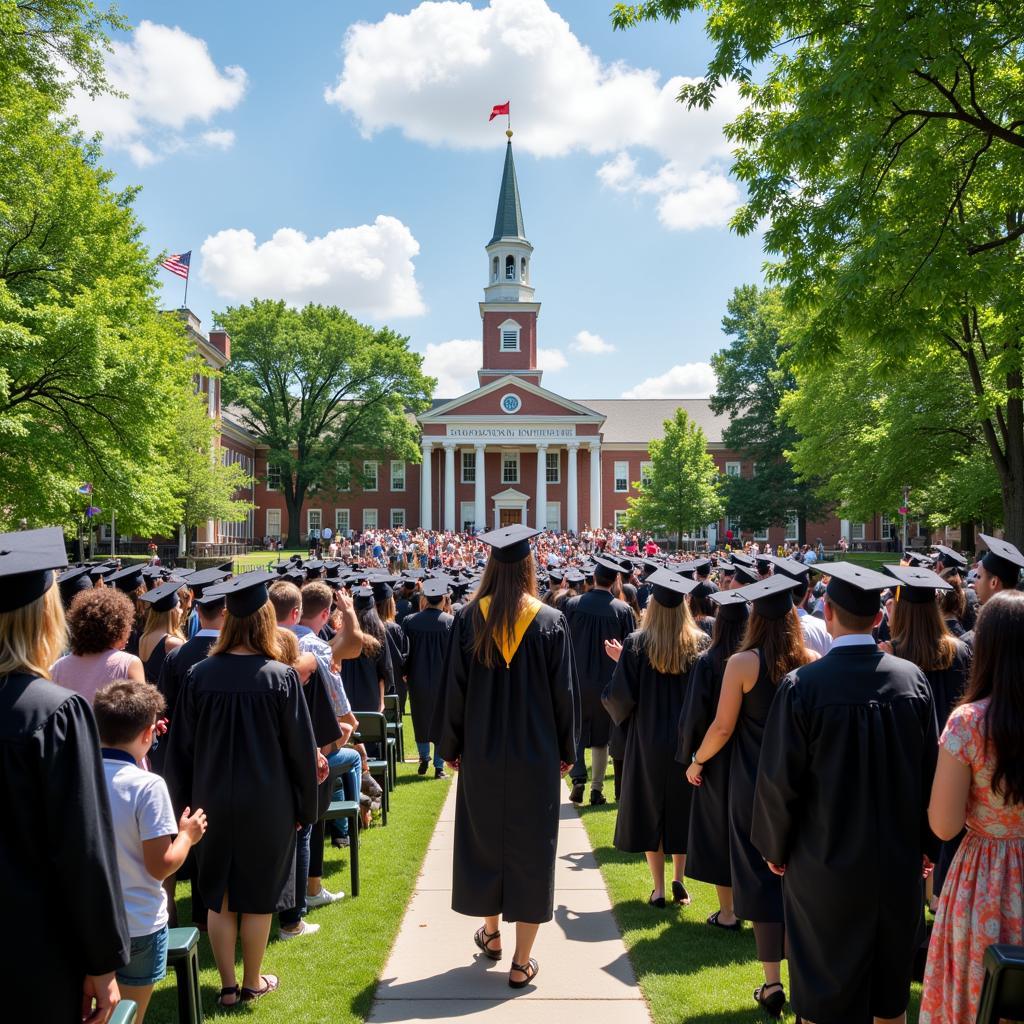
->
[614, 510, 629, 529]
[390, 460, 405, 492]
[363, 508, 378, 530]
[725, 460, 741, 477]
[545, 501, 561, 532]
[545, 450, 560, 484]
[390, 508, 405, 529]
[498, 319, 521, 352]
[614, 461, 629, 493]
[363, 460, 378, 492]
[852, 522, 866, 541]
[266, 463, 282, 491]
[335, 509, 350, 535]
[461, 450, 476, 484]
[502, 450, 520, 484]
[640, 461, 653, 488]
[336, 460, 350, 492]
[306, 508, 322, 538]
[753, 526, 769, 542]
[265, 509, 281, 539]
[880, 514, 895, 539]
[785, 510, 799, 542]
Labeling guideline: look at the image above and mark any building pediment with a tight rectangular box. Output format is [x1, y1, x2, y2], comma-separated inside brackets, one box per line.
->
[421, 375, 605, 423]
[491, 488, 530, 502]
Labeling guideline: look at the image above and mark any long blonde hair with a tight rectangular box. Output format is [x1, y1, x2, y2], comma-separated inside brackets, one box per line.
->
[0, 584, 67, 680]
[139, 605, 184, 655]
[210, 601, 285, 660]
[639, 597, 705, 676]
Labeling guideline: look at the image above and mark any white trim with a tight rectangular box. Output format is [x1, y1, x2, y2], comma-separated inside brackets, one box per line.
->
[461, 449, 476, 483]
[390, 507, 406, 529]
[363, 460, 378, 492]
[265, 509, 281, 538]
[545, 501, 561, 531]
[725, 460, 741, 477]
[491, 488, 530, 530]
[613, 460, 629, 493]
[363, 508, 378, 530]
[420, 373, 605, 421]
[501, 450, 520, 484]
[390, 460, 405, 491]
[498, 319, 521, 353]
[306, 508, 322, 537]
[545, 449, 560, 484]
[335, 508, 350, 534]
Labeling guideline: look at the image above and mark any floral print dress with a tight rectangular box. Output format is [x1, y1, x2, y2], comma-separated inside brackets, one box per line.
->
[921, 699, 1024, 1024]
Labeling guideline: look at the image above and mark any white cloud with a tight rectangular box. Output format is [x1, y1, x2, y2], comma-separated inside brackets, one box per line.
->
[67, 20, 246, 165]
[537, 347, 567, 372]
[571, 330, 615, 354]
[325, 0, 742, 230]
[621, 362, 717, 399]
[422, 339, 482, 396]
[199, 216, 426, 320]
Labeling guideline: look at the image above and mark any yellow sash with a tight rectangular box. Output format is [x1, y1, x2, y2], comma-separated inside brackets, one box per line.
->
[478, 595, 544, 668]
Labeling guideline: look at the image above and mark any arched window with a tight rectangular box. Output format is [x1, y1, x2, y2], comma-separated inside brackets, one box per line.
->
[505, 254, 516, 280]
[492, 256, 498, 281]
[498, 319, 521, 352]
[521, 257, 528, 282]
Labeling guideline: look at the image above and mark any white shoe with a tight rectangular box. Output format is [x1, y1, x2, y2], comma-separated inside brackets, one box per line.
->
[306, 886, 344, 908]
[279, 920, 320, 940]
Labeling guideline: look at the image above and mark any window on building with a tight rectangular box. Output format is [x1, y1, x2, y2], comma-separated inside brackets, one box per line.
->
[307, 508, 322, 538]
[391, 460, 405, 491]
[640, 461, 653, 488]
[266, 463, 282, 491]
[207, 378, 216, 418]
[363, 460, 378, 491]
[614, 510, 629, 529]
[521, 257, 528, 282]
[725, 461, 741, 477]
[462, 450, 476, 483]
[725, 516, 741, 538]
[265, 509, 281, 538]
[390, 508, 405, 529]
[614, 461, 629, 492]
[336, 460, 350, 491]
[363, 508, 378, 530]
[545, 502, 561, 531]
[689, 525, 709, 540]
[505, 254, 515, 280]
[851, 522, 865, 541]
[502, 451, 519, 484]
[753, 525, 769, 541]
[335, 509, 350, 535]
[500, 320, 520, 352]
[492, 256, 498, 281]
[546, 450, 560, 484]
[880, 514, 895, 539]
[785, 510, 799, 542]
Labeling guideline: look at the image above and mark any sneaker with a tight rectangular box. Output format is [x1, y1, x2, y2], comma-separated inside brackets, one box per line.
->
[306, 886, 344, 908]
[279, 920, 320, 940]
[418, 759, 429, 775]
[569, 782, 585, 804]
[590, 790, 608, 806]
[435, 767, 448, 779]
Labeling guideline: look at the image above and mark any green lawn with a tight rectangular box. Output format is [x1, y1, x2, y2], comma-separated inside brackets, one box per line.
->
[571, 757, 923, 1024]
[824, 550, 904, 571]
[146, 718, 450, 1023]
[232, 549, 307, 573]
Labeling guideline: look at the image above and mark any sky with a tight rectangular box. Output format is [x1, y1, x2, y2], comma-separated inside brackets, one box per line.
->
[70, 0, 767, 400]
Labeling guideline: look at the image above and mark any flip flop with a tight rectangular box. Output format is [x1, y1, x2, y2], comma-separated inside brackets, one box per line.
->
[240, 974, 279, 1002]
[216, 985, 241, 1008]
[707, 910, 741, 932]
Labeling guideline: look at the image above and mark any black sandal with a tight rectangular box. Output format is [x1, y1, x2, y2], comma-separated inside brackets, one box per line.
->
[216, 985, 241, 1008]
[240, 974, 279, 1002]
[671, 879, 691, 905]
[753, 982, 786, 1018]
[508, 957, 539, 989]
[707, 909, 741, 932]
[474, 926, 502, 961]
[648, 889, 666, 909]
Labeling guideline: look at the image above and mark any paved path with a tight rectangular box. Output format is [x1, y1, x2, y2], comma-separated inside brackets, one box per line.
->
[368, 782, 652, 1024]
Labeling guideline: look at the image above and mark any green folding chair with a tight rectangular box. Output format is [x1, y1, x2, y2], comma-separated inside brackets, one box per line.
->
[352, 711, 390, 824]
[384, 693, 404, 762]
[976, 944, 1024, 1023]
[109, 1000, 137, 1024]
[321, 758, 360, 896]
[166, 926, 202, 1024]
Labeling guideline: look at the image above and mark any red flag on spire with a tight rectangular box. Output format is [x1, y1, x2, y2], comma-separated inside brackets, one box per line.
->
[489, 101, 510, 121]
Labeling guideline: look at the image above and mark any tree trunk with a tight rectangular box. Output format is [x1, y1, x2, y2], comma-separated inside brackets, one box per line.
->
[284, 483, 307, 549]
[959, 521, 975, 554]
[1000, 476, 1024, 550]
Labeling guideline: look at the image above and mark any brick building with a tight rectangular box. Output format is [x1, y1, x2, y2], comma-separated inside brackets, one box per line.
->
[193, 138, 905, 552]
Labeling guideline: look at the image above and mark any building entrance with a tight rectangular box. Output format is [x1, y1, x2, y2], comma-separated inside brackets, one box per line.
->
[500, 508, 522, 527]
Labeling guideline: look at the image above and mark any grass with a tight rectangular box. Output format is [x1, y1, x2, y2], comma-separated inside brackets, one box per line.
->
[231, 549, 308, 573]
[824, 550, 904, 571]
[145, 718, 450, 1023]
[570, 756, 923, 1024]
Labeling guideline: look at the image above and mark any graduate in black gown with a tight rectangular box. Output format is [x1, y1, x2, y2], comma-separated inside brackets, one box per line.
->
[0, 528, 130, 1023]
[751, 562, 939, 1024]
[434, 524, 579, 990]
[603, 570, 709, 907]
[341, 588, 391, 713]
[373, 578, 409, 706]
[686, 574, 815, 1018]
[403, 576, 454, 777]
[961, 533, 1024, 647]
[564, 556, 635, 806]
[677, 587, 749, 930]
[165, 571, 319, 1008]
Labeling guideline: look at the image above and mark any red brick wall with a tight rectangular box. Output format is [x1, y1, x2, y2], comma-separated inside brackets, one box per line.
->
[442, 383, 580, 418]
[481, 310, 537, 373]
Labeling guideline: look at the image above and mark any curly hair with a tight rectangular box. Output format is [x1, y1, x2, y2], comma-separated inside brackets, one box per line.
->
[67, 588, 136, 655]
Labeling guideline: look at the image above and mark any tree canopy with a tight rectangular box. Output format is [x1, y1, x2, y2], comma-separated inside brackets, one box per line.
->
[217, 300, 434, 547]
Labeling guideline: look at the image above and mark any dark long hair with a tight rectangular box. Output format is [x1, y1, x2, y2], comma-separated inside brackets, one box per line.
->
[708, 608, 748, 675]
[738, 606, 813, 683]
[890, 595, 957, 672]
[961, 591, 1024, 805]
[356, 603, 386, 656]
[468, 553, 538, 669]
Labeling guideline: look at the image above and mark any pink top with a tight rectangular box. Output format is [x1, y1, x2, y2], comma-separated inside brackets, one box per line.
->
[50, 649, 140, 704]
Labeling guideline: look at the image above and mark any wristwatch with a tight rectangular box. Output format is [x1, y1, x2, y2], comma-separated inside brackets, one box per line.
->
[690, 753, 705, 767]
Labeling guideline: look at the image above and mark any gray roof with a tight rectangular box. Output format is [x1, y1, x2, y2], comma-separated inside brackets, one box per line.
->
[489, 141, 526, 245]
[581, 399, 727, 445]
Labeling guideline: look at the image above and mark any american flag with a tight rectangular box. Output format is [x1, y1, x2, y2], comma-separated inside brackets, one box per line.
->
[160, 251, 191, 279]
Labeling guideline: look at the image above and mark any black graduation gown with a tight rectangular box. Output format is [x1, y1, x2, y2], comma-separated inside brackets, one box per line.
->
[1, 674, 130, 1022]
[677, 647, 732, 886]
[151, 631, 218, 774]
[143, 634, 170, 684]
[434, 603, 579, 923]
[402, 606, 454, 743]
[341, 644, 390, 712]
[564, 589, 634, 748]
[751, 646, 939, 1024]
[164, 654, 319, 914]
[395, 596, 414, 625]
[603, 631, 708, 854]
[383, 618, 408, 697]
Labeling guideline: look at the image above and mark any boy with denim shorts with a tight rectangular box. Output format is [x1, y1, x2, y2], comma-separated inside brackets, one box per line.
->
[94, 680, 207, 1022]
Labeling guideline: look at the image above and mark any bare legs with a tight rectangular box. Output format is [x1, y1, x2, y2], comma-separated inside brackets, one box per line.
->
[479, 917, 541, 984]
[644, 846, 686, 901]
[117, 984, 153, 1023]
[208, 893, 273, 1003]
[714, 884, 738, 926]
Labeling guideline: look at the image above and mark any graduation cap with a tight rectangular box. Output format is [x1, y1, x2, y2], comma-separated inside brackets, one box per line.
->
[729, 552, 755, 568]
[733, 574, 802, 620]
[814, 561, 893, 618]
[718, 560, 738, 577]
[690, 558, 712, 578]
[565, 569, 585, 586]
[270, 560, 291, 575]
[593, 556, 626, 583]
[883, 564, 953, 604]
[89, 562, 118, 581]
[203, 570, 276, 618]
[766, 555, 810, 581]
[478, 524, 540, 564]
[904, 551, 934, 568]
[141, 564, 165, 579]
[283, 569, 305, 585]
[548, 568, 565, 585]
[352, 586, 375, 611]
[733, 565, 760, 586]
[931, 544, 967, 569]
[420, 578, 450, 600]
[755, 554, 774, 575]
[646, 568, 699, 608]
[324, 563, 342, 579]
[138, 579, 182, 613]
[709, 586, 752, 623]
[184, 567, 231, 598]
[107, 564, 145, 593]
[57, 564, 93, 605]
[289, 554, 304, 565]
[0, 527, 68, 613]
[370, 579, 394, 602]
[978, 534, 1024, 587]
[402, 569, 426, 581]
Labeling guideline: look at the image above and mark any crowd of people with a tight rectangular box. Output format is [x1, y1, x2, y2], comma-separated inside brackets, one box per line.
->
[2, 522, 1023, 1022]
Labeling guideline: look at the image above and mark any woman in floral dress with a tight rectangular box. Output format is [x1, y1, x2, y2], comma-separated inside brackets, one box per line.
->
[921, 590, 1024, 1024]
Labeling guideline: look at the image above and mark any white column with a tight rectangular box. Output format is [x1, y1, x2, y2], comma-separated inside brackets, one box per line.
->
[840, 518, 851, 541]
[535, 443, 548, 531]
[566, 441, 579, 533]
[420, 440, 433, 530]
[443, 441, 456, 532]
[474, 444, 487, 532]
[589, 441, 601, 530]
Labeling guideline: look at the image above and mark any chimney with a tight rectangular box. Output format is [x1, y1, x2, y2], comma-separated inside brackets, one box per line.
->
[209, 330, 231, 360]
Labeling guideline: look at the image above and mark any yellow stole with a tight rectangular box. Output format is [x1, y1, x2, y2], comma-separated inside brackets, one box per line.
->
[478, 595, 544, 669]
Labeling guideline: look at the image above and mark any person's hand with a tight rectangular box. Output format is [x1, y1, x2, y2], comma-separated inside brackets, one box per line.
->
[336, 591, 354, 615]
[316, 750, 330, 784]
[155, 717, 169, 736]
[559, 761, 572, 777]
[922, 855, 935, 879]
[179, 806, 208, 845]
[878, 640, 894, 655]
[685, 761, 704, 786]
[81, 972, 119, 1023]
[767, 861, 787, 877]
[446, 757, 461, 773]
[604, 638, 623, 662]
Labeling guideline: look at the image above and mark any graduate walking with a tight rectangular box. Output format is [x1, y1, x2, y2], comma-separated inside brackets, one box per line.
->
[434, 525, 579, 989]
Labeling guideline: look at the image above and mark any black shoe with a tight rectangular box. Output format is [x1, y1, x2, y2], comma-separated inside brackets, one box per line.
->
[671, 879, 690, 905]
[648, 890, 666, 909]
[569, 782, 585, 804]
[753, 983, 786, 1018]
[331, 835, 351, 849]
[435, 767, 447, 779]
[417, 759, 429, 776]
[589, 790, 607, 806]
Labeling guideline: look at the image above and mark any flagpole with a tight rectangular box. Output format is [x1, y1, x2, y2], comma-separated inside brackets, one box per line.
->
[183, 266, 190, 310]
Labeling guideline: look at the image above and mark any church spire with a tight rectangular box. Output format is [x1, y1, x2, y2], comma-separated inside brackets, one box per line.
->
[489, 135, 527, 245]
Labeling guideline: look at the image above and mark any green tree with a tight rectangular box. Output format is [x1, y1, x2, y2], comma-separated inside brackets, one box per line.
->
[623, 408, 724, 547]
[710, 284, 824, 539]
[217, 300, 434, 548]
[614, 0, 1024, 543]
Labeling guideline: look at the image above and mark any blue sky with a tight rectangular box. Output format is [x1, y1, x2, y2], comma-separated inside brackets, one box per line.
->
[73, 0, 766, 399]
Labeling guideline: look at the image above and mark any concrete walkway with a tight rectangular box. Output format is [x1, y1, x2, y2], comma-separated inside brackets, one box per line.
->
[368, 782, 652, 1024]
